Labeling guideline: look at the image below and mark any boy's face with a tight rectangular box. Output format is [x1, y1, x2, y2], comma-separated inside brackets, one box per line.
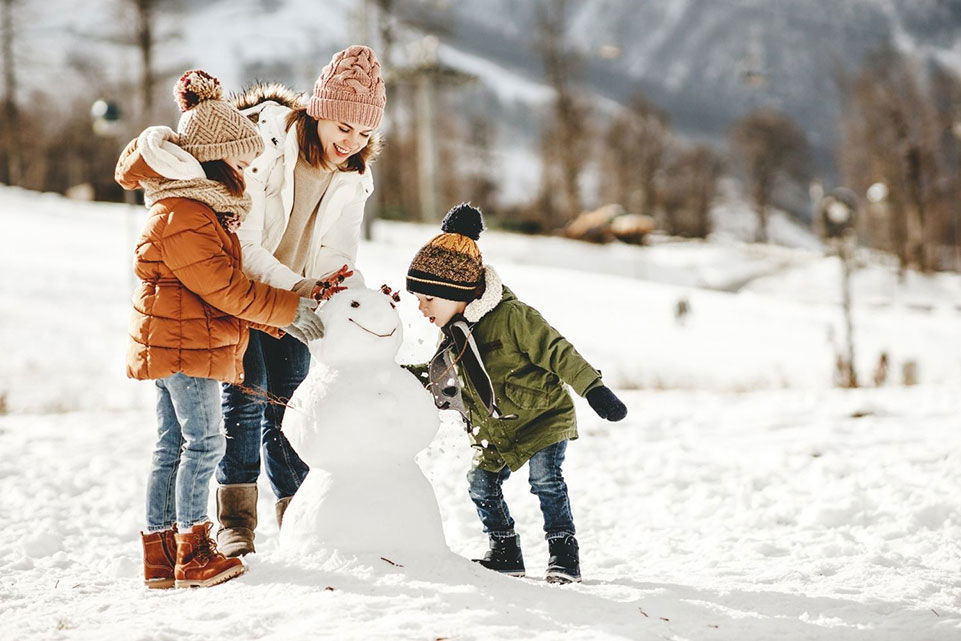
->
[414, 293, 467, 327]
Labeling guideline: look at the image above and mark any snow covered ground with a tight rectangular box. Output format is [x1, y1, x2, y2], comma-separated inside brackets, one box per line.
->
[2, 186, 961, 640]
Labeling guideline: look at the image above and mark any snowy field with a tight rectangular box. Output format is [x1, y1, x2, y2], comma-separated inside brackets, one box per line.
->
[2, 186, 961, 640]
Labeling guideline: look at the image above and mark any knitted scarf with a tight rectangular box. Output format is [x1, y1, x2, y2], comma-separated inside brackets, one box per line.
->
[134, 126, 252, 233]
[141, 178, 251, 233]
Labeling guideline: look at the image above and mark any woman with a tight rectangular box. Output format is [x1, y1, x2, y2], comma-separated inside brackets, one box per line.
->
[115, 69, 324, 589]
[215, 45, 385, 556]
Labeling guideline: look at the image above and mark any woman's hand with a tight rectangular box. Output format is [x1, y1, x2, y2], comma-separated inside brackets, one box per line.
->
[310, 265, 354, 301]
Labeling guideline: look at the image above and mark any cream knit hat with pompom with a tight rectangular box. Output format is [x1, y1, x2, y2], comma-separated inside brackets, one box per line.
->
[173, 70, 264, 162]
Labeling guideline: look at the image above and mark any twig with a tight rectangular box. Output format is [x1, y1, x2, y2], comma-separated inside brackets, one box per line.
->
[380, 556, 404, 567]
[235, 383, 294, 410]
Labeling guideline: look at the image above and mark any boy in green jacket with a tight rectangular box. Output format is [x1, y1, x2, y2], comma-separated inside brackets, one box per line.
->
[405, 203, 627, 583]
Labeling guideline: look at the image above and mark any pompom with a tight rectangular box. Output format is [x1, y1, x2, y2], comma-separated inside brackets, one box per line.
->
[174, 69, 223, 112]
[440, 202, 485, 240]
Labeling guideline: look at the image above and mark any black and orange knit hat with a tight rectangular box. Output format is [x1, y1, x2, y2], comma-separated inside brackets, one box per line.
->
[407, 203, 486, 302]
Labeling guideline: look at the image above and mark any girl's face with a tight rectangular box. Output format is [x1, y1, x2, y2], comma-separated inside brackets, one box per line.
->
[223, 149, 258, 175]
[316, 119, 373, 167]
[414, 293, 467, 327]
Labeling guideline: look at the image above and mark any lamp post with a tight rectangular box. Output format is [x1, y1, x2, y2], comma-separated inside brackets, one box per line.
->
[819, 187, 859, 388]
[92, 98, 136, 289]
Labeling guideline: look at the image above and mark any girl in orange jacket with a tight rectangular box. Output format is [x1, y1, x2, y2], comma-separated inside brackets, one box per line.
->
[115, 70, 323, 589]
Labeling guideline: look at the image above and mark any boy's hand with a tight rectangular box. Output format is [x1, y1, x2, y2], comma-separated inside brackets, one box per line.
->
[586, 386, 627, 422]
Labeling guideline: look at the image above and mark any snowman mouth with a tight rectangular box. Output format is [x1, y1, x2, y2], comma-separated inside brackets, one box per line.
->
[349, 318, 396, 338]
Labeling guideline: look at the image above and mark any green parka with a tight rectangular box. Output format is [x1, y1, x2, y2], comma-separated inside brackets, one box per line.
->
[409, 267, 603, 472]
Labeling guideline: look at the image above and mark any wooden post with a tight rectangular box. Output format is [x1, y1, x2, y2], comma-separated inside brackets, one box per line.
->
[414, 70, 438, 222]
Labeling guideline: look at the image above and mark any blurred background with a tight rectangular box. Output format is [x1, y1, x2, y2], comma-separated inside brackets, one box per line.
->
[2, 0, 961, 399]
[1, 0, 958, 252]
[3, 7, 961, 632]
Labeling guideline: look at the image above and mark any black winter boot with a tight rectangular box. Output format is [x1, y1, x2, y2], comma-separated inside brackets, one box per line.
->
[546, 535, 581, 584]
[472, 534, 525, 577]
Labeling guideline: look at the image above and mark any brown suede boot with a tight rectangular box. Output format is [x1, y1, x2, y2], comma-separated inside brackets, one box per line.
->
[141, 528, 177, 589]
[275, 496, 293, 528]
[216, 483, 257, 557]
[174, 522, 245, 588]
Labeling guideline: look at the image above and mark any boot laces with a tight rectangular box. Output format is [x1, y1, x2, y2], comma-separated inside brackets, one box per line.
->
[195, 534, 220, 561]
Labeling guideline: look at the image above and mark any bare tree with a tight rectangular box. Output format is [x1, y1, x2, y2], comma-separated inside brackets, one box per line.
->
[929, 63, 961, 270]
[535, 0, 590, 225]
[839, 47, 945, 272]
[460, 114, 498, 209]
[133, 0, 156, 124]
[600, 92, 670, 217]
[658, 144, 723, 238]
[729, 108, 808, 243]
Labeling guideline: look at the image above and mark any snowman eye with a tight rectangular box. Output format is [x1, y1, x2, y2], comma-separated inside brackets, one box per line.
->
[350, 301, 360, 308]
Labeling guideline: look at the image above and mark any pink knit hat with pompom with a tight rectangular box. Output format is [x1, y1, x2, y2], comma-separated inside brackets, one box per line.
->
[307, 45, 386, 129]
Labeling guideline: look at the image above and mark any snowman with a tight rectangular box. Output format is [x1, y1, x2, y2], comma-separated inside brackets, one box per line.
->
[279, 286, 449, 563]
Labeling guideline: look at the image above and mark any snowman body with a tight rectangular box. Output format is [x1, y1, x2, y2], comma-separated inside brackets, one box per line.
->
[280, 288, 448, 560]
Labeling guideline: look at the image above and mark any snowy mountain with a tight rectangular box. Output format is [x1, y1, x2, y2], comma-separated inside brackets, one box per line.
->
[14, 1, 961, 217]
[24, 0, 959, 171]
[392, 0, 961, 174]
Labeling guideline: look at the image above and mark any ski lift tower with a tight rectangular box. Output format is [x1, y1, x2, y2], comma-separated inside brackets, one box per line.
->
[393, 36, 476, 222]
[818, 187, 860, 387]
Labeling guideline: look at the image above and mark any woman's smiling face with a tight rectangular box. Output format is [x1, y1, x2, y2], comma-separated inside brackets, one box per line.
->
[316, 119, 373, 167]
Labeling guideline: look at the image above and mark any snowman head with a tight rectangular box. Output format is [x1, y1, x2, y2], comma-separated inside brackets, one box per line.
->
[313, 286, 403, 365]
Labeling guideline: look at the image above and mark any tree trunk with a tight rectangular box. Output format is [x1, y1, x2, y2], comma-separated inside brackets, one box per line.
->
[1, 0, 20, 186]
[135, 0, 154, 127]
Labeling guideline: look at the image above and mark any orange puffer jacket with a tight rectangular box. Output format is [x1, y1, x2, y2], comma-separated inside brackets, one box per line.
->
[116, 138, 300, 384]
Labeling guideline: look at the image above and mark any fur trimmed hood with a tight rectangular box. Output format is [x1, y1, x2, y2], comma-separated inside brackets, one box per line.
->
[464, 266, 504, 323]
[230, 82, 306, 113]
[230, 82, 382, 166]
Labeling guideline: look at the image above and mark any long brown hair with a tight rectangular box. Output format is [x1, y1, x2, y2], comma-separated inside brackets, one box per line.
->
[201, 160, 245, 197]
[284, 107, 381, 174]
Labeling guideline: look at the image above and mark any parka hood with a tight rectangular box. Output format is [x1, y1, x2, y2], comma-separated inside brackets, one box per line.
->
[231, 82, 383, 167]
[230, 83, 306, 113]
[464, 266, 509, 323]
[115, 126, 205, 190]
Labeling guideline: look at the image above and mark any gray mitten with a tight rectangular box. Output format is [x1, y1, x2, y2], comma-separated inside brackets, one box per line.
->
[283, 324, 309, 344]
[283, 298, 324, 342]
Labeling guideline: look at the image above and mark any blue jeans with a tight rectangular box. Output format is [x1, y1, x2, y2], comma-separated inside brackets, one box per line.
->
[146, 373, 226, 532]
[216, 330, 310, 499]
[467, 440, 575, 541]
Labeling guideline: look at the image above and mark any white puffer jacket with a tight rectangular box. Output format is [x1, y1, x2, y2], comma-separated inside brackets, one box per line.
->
[237, 99, 374, 290]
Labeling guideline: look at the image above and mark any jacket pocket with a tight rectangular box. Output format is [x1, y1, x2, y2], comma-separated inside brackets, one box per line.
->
[502, 381, 550, 410]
